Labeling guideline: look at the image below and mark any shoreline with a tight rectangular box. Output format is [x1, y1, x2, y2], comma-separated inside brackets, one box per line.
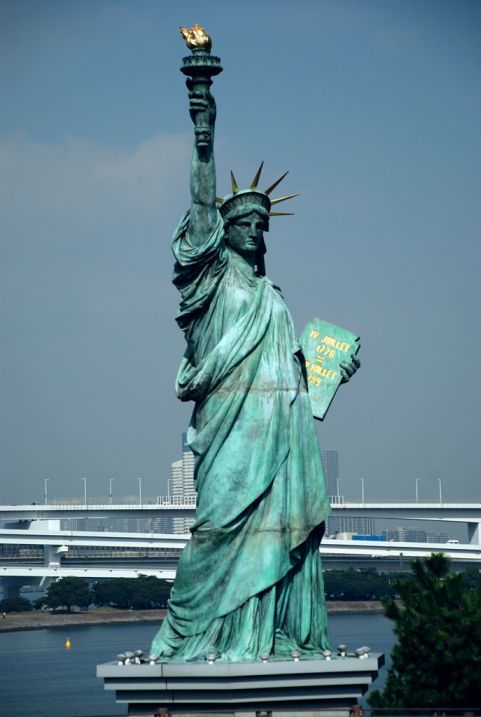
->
[0, 601, 384, 633]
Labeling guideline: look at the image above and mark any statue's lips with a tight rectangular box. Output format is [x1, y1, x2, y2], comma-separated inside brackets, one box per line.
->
[239, 238, 260, 249]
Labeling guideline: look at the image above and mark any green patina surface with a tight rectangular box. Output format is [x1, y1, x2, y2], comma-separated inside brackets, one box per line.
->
[150, 27, 359, 663]
[300, 318, 360, 421]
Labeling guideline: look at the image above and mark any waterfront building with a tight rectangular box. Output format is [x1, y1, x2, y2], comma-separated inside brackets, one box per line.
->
[320, 450, 375, 537]
[330, 515, 376, 537]
[58, 498, 173, 534]
[427, 530, 449, 543]
[170, 433, 196, 533]
[320, 450, 339, 498]
[382, 527, 449, 543]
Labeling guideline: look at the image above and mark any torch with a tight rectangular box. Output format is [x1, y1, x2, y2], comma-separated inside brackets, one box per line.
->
[179, 24, 223, 147]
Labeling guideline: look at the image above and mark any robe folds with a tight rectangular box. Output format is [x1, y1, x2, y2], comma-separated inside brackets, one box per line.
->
[150, 211, 331, 661]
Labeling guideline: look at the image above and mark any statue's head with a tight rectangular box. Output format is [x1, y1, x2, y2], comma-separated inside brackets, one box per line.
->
[218, 164, 298, 274]
[223, 204, 269, 273]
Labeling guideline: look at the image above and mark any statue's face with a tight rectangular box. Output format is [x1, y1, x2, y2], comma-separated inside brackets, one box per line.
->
[225, 211, 266, 258]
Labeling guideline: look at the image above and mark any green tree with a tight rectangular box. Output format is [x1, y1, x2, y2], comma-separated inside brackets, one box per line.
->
[39, 577, 92, 613]
[130, 576, 171, 609]
[324, 568, 399, 601]
[0, 597, 33, 613]
[93, 576, 171, 609]
[368, 554, 481, 710]
[93, 578, 132, 609]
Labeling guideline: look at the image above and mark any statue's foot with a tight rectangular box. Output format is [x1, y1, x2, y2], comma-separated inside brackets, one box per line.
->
[148, 647, 175, 662]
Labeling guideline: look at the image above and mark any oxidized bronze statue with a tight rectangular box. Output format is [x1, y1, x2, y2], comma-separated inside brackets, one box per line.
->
[150, 25, 359, 663]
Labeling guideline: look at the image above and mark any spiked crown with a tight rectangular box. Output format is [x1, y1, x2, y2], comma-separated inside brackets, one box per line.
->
[217, 162, 299, 222]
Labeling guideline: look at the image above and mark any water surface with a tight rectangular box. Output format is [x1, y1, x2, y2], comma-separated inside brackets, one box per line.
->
[0, 613, 394, 717]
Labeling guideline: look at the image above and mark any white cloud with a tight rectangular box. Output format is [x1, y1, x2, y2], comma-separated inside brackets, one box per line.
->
[0, 130, 193, 338]
[0, 131, 191, 242]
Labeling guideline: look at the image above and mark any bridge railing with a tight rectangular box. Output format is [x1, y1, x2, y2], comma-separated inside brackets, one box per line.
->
[46, 496, 198, 508]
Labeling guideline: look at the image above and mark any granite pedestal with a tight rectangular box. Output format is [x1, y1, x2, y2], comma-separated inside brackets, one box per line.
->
[97, 654, 384, 717]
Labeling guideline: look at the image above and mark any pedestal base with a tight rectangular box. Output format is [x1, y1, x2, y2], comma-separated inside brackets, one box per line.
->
[97, 654, 384, 717]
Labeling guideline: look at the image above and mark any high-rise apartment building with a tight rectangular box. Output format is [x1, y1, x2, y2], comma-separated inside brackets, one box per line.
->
[170, 432, 196, 534]
[320, 450, 340, 498]
[320, 449, 375, 537]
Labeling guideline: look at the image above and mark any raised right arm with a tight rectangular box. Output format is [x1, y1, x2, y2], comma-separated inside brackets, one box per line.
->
[187, 86, 218, 244]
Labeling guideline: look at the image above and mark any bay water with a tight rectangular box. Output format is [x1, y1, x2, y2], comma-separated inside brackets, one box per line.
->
[0, 613, 395, 717]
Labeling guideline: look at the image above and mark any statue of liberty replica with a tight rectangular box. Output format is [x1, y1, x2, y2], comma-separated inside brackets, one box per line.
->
[150, 24, 360, 663]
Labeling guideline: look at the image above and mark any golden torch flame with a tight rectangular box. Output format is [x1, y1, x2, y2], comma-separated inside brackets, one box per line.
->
[180, 23, 212, 50]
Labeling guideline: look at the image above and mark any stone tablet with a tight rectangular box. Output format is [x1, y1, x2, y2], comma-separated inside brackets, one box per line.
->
[299, 318, 360, 421]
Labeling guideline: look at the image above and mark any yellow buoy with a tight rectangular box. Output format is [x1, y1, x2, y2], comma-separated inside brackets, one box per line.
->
[65, 637, 71, 649]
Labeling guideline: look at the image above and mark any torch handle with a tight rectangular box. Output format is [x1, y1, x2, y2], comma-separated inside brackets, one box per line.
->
[187, 76, 215, 148]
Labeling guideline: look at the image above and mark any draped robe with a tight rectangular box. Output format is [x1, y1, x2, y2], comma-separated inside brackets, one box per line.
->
[150, 211, 331, 661]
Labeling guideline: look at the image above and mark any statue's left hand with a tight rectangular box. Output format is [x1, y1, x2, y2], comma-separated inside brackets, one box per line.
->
[340, 354, 361, 383]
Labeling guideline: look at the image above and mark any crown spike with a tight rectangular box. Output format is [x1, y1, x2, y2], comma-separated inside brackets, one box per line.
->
[264, 171, 289, 196]
[270, 193, 300, 206]
[269, 211, 294, 216]
[250, 161, 264, 189]
[230, 171, 239, 194]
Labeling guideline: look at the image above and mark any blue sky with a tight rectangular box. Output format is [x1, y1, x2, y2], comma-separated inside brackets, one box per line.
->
[1, 0, 480, 507]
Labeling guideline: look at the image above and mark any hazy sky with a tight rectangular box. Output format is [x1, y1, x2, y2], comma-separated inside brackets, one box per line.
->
[1, 0, 480, 506]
